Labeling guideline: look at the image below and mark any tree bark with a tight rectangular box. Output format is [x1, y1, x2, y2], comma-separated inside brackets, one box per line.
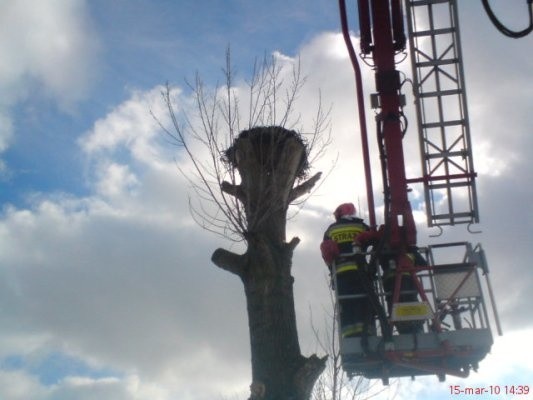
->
[213, 127, 326, 399]
[213, 235, 326, 399]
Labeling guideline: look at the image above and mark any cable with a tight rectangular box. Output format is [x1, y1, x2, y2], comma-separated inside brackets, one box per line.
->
[360, 53, 375, 68]
[394, 50, 408, 65]
[399, 111, 408, 137]
[481, 0, 533, 38]
[396, 76, 411, 137]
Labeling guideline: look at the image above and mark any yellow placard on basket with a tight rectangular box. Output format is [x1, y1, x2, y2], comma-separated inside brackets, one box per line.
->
[392, 301, 433, 321]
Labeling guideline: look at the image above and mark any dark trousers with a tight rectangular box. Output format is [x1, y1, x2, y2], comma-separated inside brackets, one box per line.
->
[337, 270, 374, 336]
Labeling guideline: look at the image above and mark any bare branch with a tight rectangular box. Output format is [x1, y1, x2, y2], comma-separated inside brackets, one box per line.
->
[154, 51, 331, 244]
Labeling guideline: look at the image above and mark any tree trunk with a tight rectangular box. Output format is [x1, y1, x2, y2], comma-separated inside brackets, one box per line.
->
[213, 236, 325, 400]
[245, 236, 302, 399]
[212, 127, 326, 399]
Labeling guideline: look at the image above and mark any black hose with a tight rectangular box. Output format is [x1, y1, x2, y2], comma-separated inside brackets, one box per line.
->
[481, 0, 533, 38]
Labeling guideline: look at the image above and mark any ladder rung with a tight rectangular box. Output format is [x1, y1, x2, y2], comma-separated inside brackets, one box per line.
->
[424, 151, 469, 160]
[338, 294, 368, 300]
[420, 89, 462, 98]
[416, 58, 458, 68]
[413, 27, 455, 37]
[422, 120, 464, 129]
[425, 150, 468, 159]
[432, 212, 475, 220]
[429, 181, 473, 189]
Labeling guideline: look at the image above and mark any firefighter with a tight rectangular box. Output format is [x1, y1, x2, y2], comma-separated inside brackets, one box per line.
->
[320, 203, 374, 338]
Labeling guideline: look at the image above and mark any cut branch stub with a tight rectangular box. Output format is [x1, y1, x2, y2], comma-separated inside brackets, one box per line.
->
[211, 248, 246, 277]
[221, 181, 245, 202]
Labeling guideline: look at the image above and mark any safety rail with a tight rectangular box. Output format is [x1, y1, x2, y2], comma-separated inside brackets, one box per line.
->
[334, 242, 499, 383]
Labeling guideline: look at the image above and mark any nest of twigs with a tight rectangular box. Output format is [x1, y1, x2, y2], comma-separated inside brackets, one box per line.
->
[223, 126, 309, 179]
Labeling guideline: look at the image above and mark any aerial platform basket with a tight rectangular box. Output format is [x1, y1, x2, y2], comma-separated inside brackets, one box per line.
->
[335, 242, 501, 384]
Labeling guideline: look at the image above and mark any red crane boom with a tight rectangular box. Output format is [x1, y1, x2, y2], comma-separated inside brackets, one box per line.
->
[334, 0, 506, 383]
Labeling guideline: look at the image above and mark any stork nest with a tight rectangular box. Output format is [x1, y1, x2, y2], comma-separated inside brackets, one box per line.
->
[223, 126, 310, 179]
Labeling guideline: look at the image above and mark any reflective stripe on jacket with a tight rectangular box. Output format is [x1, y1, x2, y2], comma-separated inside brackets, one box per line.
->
[323, 217, 368, 273]
[324, 217, 368, 254]
[341, 322, 365, 338]
[335, 261, 358, 274]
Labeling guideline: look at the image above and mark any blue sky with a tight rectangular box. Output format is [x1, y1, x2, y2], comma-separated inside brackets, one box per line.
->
[1, 1, 532, 399]
[1, 0, 338, 206]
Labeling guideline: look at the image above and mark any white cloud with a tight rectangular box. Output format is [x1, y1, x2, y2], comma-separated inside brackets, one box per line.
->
[0, 0, 100, 108]
[80, 87, 174, 160]
[0, 75, 250, 396]
[0, 370, 46, 400]
[0, 370, 182, 400]
[0, 185, 250, 398]
[95, 162, 140, 199]
[0, 0, 100, 167]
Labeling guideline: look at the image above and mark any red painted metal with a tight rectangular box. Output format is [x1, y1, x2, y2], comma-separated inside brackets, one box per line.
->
[369, 0, 417, 248]
[386, 351, 471, 378]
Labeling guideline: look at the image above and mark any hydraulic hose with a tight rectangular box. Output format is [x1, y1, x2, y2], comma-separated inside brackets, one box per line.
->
[481, 0, 533, 38]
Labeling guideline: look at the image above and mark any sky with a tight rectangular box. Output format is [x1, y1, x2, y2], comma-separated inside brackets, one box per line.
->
[0, 0, 532, 399]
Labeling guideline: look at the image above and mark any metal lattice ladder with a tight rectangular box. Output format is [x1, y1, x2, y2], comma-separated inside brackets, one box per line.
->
[405, 0, 479, 227]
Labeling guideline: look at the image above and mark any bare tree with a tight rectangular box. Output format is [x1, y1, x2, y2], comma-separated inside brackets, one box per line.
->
[159, 50, 331, 399]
